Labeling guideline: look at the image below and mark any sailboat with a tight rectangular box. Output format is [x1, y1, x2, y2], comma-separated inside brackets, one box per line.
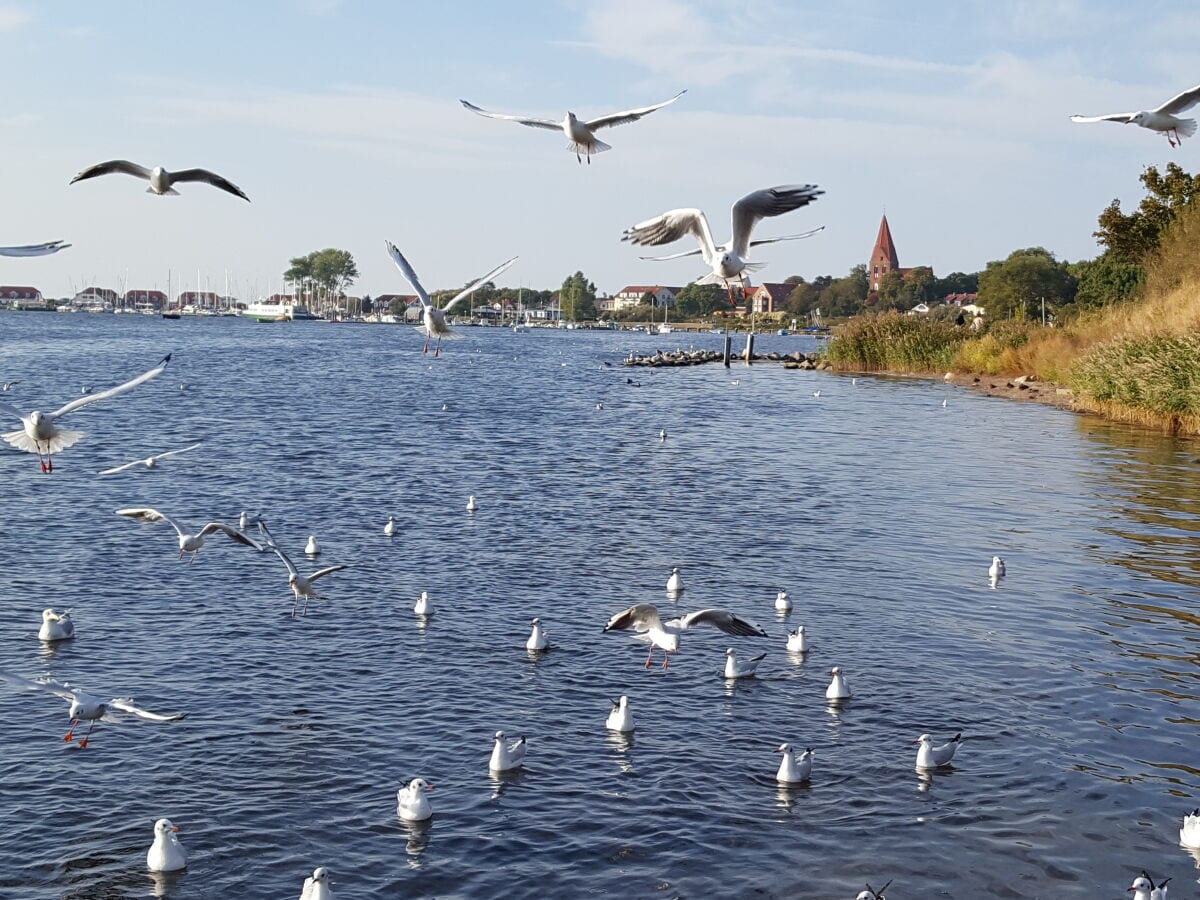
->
[512, 286, 530, 332]
[655, 297, 672, 334]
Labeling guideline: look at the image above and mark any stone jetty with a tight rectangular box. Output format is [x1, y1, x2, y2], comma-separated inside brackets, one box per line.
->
[623, 349, 830, 370]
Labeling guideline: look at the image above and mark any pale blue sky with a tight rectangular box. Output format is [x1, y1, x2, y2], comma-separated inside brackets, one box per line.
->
[2, 0, 1197, 298]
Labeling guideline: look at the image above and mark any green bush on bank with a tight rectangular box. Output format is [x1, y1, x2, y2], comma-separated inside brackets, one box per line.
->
[825, 312, 972, 373]
[1070, 334, 1200, 423]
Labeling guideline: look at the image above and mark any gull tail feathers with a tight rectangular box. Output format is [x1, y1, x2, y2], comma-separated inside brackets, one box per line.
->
[3, 427, 84, 453]
[1180, 118, 1198, 138]
[147, 186, 180, 195]
[695, 272, 747, 288]
[567, 139, 612, 154]
[741, 260, 768, 273]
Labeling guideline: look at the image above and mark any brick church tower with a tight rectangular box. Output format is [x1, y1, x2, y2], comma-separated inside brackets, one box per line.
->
[868, 214, 900, 291]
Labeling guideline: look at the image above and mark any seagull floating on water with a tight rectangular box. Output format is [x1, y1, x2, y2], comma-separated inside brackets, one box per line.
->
[989, 556, 1006, 579]
[786, 625, 808, 653]
[855, 880, 892, 900]
[826, 666, 851, 700]
[70, 160, 250, 200]
[1072, 83, 1200, 147]
[299, 867, 333, 900]
[38, 608, 74, 642]
[1128, 872, 1171, 900]
[1180, 809, 1200, 849]
[147, 818, 187, 872]
[724, 647, 765, 679]
[0, 671, 186, 748]
[414, 591, 433, 617]
[116, 507, 262, 562]
[622, 184, 824, 303]
[0, 353, 170, 471]
[466, 495, 478, 512]
[396, 777, 434, 822]
[99, 442, 201, 475]
[666, 566, 684, 595]
[603, 603, 767, 668]
[659, 429, 667, 442]
[0, 240, 70, 257]
[489, 730, 527, 772]
[460, 90, 686, 164]
[305, 535, 320, 556]
[526, 617, 547, 651]
[775, 743, 813, 785]
[915, 732, 962, 769]
[385, 240, 517, 356]
[606, 695, 635, 732]
[383, 516, 396, 537]
[775, 590, 791, 611]
[258, 523, 348, 616]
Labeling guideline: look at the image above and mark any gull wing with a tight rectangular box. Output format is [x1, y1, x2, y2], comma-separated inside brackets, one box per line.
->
[0, 671, 78, 702]
[460, 99, 561, 130]
[170, 168, 251, 202]
[622, 208, 718, 267]
[69, 159, 153, 185]
[109, 697, 187, 722]
[307, 564, 348, 584]
[152, 442, 202, 462]
[0, 398, 25, 423]
[115, 507, 185, 538]
[1155, 83, 1200, 115]
[585, 89, 686, 130]
[196, 522, 264, 550]
[730, 185, 823, 258]
[602, 603, 662, 634]
[637, 246, 704, 262]
[49, 353, 171, 420]
[98, 459, 142, 475]
[0, 240, 70, 257]
[677, 608, 768, 637]
[268, 542, 300, 579]
[442, 256, 520, 314]
[1069, 112, 1134, 124]
[385, 241, 431, 308]
[748, 225, 826, 247]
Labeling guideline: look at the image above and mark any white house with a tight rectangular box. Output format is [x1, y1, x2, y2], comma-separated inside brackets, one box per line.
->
[612, 285, 680, 311]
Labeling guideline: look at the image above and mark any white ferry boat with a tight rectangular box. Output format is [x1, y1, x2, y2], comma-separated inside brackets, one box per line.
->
[241, 300, 320, 322]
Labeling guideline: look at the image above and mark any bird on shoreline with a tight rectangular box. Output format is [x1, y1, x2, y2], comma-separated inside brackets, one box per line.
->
[775, 743, 812, 785]
[99, 442, 201, 475]
[622, 184, 824, 304]
[258, 523, 347, 616]
[606, 696, 634, 732]
[384, 241, 517, 356]
[70, 160, 250, 201]
[489, 731, 527, 772]
[0, 353, 170, 472]
[603, 603, 767, 668]
[915, 732, 962, 769]
[0, 672, 186, 748]
[1072, 83, 1200, 147]
[146, 818, 187, 872]
[460, 90, 686, 164]
[0, 240, 70, 257]
[116, 507, 262, 562]
[38, 609, 74, 642]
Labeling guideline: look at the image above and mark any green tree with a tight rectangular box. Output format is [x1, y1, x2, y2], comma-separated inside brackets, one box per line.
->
[930, 270, 979, 298]
[1095, 162, 1200, 263]
[822, 265, 869, 317]
[673, 282, 729, 317]
[558, 271, 596, 320]
[875, 270, 911, 311]
[977, 247, 1076, 320]
[285, 248, 359, 296]
[905, 266, 934, 303]
[1068, 254, 1143, 311]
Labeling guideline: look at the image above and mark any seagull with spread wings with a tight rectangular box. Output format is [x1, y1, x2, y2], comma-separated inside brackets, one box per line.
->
[0, 353, 171, 472]
[0, 671, 186, 749]
[0, 240, 70, 257]
[621, 185, 824, 303]
[1072, 83, 1200, 148]
[99, 442, 201, 475]
[384, 241, 517, 356]
[257, 522, 347, 617]
[70, 160, 250, 201]
[603, 603, 768, 668]
[115, 507, 263, 562]
[460, 89, 685, 164]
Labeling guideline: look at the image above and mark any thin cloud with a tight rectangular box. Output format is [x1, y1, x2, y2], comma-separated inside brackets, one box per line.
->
[0, 5, 31, 31]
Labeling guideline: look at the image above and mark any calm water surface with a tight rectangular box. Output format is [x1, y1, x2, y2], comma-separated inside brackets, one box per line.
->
[0, 314, 1197, 899]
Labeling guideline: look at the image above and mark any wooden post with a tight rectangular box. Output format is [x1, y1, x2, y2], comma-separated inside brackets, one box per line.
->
[722, 335, 732, 367]
[743, 333, 754, 363]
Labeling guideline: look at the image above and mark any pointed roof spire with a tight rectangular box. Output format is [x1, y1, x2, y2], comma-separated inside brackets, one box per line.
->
[872, 215, 899, 269]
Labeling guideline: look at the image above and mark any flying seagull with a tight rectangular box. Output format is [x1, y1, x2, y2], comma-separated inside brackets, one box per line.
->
[258, 522, 347, 616]
[70, 160, 250, 201]
[0, 353, 170, 472]
[0, 671, 186, 748]
[99, 442, 202, 475]
[622, 185, 824, 302]
[460, 90, 686, 164]
[602, 603, 768, 668]
[384, 241, 517, 356]
[0, 240, 70, 257]
[1071, 83, 1200, 147]
[115, 507, 263, 562]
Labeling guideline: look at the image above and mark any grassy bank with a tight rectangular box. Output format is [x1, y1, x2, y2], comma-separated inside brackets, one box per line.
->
[825, 208, 1200, 433]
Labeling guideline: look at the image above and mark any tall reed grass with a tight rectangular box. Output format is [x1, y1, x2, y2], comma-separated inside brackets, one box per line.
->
[824, 312, 970, 373]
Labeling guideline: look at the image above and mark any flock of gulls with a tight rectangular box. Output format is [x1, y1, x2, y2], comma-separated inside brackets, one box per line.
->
[1, 77, 1199, 900]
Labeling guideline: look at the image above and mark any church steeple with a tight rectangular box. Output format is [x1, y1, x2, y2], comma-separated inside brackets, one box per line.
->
[869, 214, 900, 291]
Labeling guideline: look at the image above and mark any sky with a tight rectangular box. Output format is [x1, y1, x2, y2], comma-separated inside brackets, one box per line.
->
[2, 0, 1199, 299]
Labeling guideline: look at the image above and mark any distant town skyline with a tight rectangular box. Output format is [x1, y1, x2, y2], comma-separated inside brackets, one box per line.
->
[0, 1, 1195, 299]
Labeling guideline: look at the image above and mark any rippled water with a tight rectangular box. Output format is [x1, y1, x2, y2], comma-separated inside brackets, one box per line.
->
[0, 314, 1196, 899]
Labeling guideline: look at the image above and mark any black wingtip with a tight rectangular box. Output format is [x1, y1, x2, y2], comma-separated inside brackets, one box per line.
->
[952, 732, 962, 742]
[161, 352, 172, 365]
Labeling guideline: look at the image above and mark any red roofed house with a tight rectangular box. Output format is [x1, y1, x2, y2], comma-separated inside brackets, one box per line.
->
[0, 285, 43, 307]
[178, 291, 221, 308]
[868, 215, 931, 291]
[613, 285, 680, 311]
[747, 283, 793, 314]
[125, 289, 167, 310]
[943, 292, 978, 306]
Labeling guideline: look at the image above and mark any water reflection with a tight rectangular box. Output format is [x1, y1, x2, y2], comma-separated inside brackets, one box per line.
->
[489, 768, 526, 800]
[775, 780, 812, 811]
[400, 818, 432, 868]
[605, 731, 635, 774]
[147, 869, 186, 898]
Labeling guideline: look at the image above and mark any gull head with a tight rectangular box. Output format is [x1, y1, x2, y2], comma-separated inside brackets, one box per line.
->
[494, 730, 506, 742]
[311, 867, 330, 883]
[288, 573, 299, 586]
[566, 111, 578, 122]
[42, 608, 59, 622]
[29, 410, 43, 426]
[775, 742, 790, 754]
[725, 647, 735, 656]
[144, 457, 157, 468]
[408, 777, 432, 792]
[530, 617, 539, 626]
[153, 818, 180, 836]
[1131, 111, 1149, 126]
[1129, 874, 1153, 892]
[830, 666, 840, 675]
[915, 733, 932, 746]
